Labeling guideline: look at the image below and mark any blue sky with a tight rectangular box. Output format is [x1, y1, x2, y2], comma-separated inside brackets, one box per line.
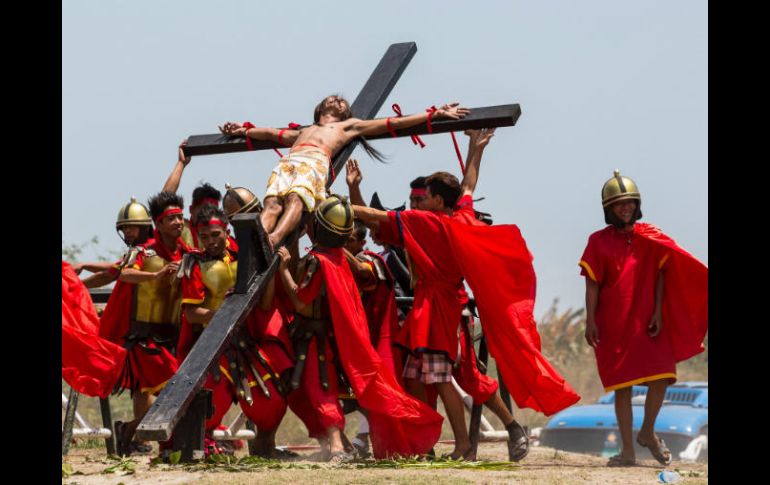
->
[62, 1, 707, 317]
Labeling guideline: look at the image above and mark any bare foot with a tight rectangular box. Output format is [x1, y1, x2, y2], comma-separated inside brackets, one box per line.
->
[447, 443, 472, 460]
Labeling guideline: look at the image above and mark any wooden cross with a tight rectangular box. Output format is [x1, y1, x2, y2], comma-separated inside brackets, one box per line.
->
[136, 42, 521, 457]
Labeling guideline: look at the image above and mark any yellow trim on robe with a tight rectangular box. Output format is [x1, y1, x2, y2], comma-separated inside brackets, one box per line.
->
[182, 297, 205, 305]
[579, 260, 597, 282]
[603, 373, 677, 392]
[659, 253, 670, 269]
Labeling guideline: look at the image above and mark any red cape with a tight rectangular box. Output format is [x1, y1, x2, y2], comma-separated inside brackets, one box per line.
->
[312, 247, 443, 458]
[62, 261, 127, 398]
[360, 250, 402, 380]
[635, 224, 708, 361]
[98, 278, 134, 345]
[443, 219, 581, 416]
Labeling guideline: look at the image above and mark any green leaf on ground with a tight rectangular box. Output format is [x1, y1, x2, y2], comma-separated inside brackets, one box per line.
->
[169, 450, 182, 465]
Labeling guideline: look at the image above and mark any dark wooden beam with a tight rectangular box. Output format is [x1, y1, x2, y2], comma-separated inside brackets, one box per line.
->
[135, 260, 278, 441]
[182, 104, 520, 160]
[136, 42, 421, 442]
[183, 42, 417, 161]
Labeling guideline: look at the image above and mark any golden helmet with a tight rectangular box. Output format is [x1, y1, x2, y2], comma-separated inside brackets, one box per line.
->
[601, 169, 641, 208]
[116, 196, 153, 229]
[314, 194, 354, 248]
[223, 183, 262, 218]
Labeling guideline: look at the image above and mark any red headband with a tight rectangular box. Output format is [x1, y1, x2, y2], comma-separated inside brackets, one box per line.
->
[410, 188, 427, 197]
[155, 208, 183, 223]
[196, 218, 228, 231]
[191, 197, 219, 209]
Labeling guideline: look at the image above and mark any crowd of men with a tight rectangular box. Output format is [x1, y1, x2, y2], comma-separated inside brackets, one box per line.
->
[63, 95, 708, 468]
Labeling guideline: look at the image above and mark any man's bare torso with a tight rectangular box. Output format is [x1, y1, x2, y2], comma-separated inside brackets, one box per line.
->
[291, 120, 357, 156]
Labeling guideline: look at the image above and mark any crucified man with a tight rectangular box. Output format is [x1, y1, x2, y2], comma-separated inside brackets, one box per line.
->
[219, 95, 468, 251]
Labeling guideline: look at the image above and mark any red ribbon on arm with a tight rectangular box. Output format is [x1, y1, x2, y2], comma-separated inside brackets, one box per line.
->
[275, 122, 302, 158]
[425, 106, 465, 174]
[242, 122, 256, 151]
[387, 104, 426, 148]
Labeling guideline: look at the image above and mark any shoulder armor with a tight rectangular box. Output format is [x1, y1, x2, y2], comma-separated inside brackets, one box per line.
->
[178, 253, 196, 279]
[358, 252, 387, 282]
[121, 246, 142, 269]
[143, 248, 158, 258]
[299, 255, 320, 289]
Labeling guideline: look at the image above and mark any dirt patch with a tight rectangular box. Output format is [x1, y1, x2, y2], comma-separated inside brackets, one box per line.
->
[62, 441, 707, 484]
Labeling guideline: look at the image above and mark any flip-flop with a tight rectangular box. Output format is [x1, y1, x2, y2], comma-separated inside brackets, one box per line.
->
[637, 435, 673, 465]
[506, 421, 530, 462]
[606, 454, 636, 467]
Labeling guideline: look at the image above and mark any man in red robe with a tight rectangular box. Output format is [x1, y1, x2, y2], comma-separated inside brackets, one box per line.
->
[277, 195, 443, 462]
[178, 205, 293, 458]
[580, 170, 708, 467]
[62, 261, 127, 398]
[99, 191, 190, 456]
[353, 130, 580, 460]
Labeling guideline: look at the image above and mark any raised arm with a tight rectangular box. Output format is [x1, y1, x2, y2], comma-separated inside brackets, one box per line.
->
[219, 122, 300, 146]
[345, 102, 470, 138]
[163, 139, 192, 193]
[276, 247, 310, 314]
[346, 159, 367, 207]
[460, 128, 496, 197]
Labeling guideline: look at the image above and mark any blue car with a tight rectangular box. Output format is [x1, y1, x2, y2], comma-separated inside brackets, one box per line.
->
[539, 381, 708, 461]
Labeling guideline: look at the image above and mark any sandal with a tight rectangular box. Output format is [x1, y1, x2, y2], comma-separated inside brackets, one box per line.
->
[606, 454, 636, 467]
[636, 435, 673, 466]
[506, 421, 530, 462]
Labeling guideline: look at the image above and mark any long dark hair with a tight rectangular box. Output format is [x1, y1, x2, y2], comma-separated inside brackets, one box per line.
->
[314, 95, 386, 162]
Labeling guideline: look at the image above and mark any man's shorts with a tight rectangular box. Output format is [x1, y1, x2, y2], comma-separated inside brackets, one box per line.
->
[403, 352, 453, 384]
[265, 146, 330, 212]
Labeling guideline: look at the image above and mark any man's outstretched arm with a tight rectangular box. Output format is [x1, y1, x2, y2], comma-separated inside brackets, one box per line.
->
[346, 102, 470, 138]
[352, 205, 389, 232]
[460, 128, 496, 198]
[219, 122, 300, 146]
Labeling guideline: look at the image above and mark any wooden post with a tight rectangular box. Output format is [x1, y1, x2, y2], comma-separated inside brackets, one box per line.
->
[61, 387, 79, 456]
[99, 397, 117, 456]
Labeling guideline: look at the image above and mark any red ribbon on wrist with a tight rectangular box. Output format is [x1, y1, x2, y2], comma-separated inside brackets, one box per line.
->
[425, 106, 438, 134]
[242, 122, 256, 151]
[387, 104, 426, 148]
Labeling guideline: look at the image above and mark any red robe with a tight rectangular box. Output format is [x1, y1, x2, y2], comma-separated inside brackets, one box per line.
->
[579, 223, 708, 391]
[377, 211, 465, 360]
[62, 262, 127, 398]
[99, 233, 188, 394]
[307, 247, 443, 458]
[357, 250, 403, 380]
[379, 205, 580, 416]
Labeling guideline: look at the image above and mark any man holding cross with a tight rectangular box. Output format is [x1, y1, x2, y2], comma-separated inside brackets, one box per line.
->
[218, 95, 468, 252]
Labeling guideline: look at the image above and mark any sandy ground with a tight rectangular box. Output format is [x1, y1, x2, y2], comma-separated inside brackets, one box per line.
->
[62, 441, 707, 484]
